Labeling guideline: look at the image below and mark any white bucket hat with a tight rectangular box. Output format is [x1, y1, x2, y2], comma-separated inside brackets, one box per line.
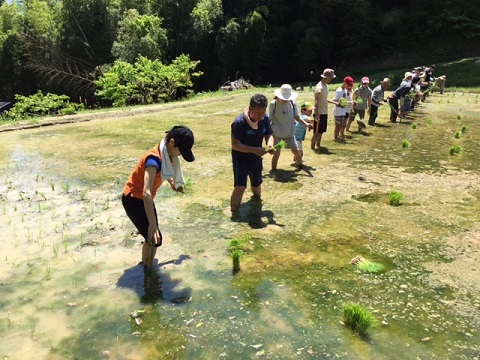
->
[274, 84, 298, 101]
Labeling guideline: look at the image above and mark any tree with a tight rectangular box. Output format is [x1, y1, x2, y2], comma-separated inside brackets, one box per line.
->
[190, 0, 222, 36]
[112, 9, 168, 63]
[60, 0, 117, 65]
[94, 54, 202, 106]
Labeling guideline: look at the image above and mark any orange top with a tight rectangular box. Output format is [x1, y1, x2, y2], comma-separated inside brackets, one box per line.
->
[123, 145, 163, 199]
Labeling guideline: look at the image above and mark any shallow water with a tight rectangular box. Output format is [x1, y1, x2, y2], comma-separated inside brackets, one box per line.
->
[1, 92, 479, 359]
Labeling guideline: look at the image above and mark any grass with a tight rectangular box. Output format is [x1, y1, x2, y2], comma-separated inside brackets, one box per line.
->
[389, 191, 403, 206]
[343, 303, 377, 338]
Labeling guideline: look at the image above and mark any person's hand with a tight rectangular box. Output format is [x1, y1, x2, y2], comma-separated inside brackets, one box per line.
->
[255, 147, 267, 157]
[147, 224, 162, 246]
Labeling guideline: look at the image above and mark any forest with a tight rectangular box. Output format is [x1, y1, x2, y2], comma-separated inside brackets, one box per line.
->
[0, 0, 479, 106]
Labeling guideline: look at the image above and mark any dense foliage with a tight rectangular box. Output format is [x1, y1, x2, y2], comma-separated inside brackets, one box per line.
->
[0, 0, 478, 107]
[94, 55, 202, 106]
[2, 91, 83, 120]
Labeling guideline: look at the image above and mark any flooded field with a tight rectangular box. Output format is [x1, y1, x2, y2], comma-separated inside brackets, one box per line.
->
[0, 90, 479, 359]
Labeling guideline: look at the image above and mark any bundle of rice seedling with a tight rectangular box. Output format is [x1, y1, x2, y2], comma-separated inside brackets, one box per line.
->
[338, 98, 349, 107]
[343, 303, 377, 338]
[273, 139, 287, 150]
[355, 97, 364, 105]
[357, 259, 385, 273]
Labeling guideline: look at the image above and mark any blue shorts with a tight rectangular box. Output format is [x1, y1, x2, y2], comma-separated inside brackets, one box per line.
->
[233, 156, 263, 188]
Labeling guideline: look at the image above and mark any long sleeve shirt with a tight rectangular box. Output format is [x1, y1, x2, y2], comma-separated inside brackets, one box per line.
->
[392, 80, 412, 99]
[371, 85, 384, 107]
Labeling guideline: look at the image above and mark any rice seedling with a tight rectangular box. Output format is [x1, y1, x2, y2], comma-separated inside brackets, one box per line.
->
[343, 303, 377, 338]
[30, 321, 37, 337]
[401, 139, 411, 149]
[228, 238, 241, 251]
[461, 125, 469, 133]
[79, 189, 88, 201]
[231, 249, 243, 273]
[456, 114, 461, 120]
[26, 228, 33, 242]
[357, 259, 385, 273]
[52, 242, 59, 257]
[63, 241, 70, 254]
[427, 119, 433, 125]
[454, 131, 461, 139]
[36, 190, 47, 200]
[273, 139, 287, 151]
[49, 180, 55, 191]
[449, 145, 462, 156]
[411, 122, 417, 129]
[389, 190, 403, 206]
[61, 182, 70, 194]
[103, 198, 110, 210]
[10, 236, 19, 247]
[45, 265, 52, 280]
[183, 177, 194, 193]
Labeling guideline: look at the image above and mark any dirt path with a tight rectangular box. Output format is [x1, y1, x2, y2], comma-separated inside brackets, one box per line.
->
[0, 94, 240, 132]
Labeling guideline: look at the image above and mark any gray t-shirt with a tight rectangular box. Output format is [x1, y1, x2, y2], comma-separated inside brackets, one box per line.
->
[268, 99, 300, 138]
[353, 86, 372, 110]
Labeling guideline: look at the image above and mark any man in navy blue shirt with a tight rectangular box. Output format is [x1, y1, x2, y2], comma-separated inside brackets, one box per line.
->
[230, 94, 273, 215]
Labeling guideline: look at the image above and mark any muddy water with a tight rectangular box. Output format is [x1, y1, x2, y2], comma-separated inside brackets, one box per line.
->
[0, 91, 479, 359]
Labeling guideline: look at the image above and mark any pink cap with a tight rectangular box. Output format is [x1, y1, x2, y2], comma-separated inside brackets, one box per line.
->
[361, 77, 370, 84]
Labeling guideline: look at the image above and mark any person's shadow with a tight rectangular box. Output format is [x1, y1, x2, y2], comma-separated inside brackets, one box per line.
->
[117, 255, 192, 304]
[232, 196, 283, 229]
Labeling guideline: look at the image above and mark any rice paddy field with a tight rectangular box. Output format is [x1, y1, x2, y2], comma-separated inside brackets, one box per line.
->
[0, 88, 479, 359]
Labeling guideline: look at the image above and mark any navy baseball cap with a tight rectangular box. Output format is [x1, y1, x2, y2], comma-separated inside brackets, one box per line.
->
[167, 126, 195, 162]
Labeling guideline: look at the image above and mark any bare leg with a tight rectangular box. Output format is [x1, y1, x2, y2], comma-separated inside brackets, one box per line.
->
[340, 118, 347, 137]
[334, 123, 341, 141]
[271, 149, 280, 170]
[345, 118, 354, 131]
[292, 148, 303, 167]
[311, 134, 318, 149]
[143, 241, 157, 287]
[230, 186, 246, 213]
[251, 185, 261, 198]
[315, 133, 323, 147]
